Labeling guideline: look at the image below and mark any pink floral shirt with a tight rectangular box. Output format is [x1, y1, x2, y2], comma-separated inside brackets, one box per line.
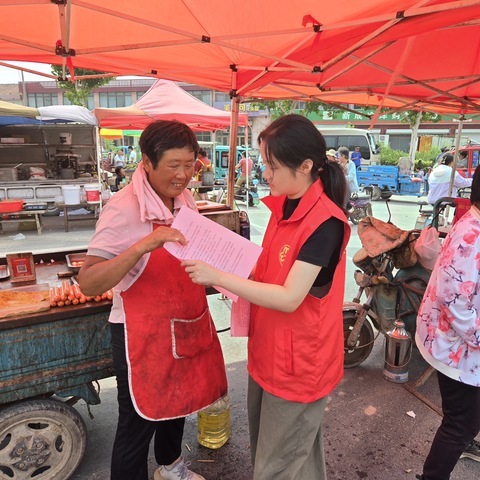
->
[416, 206, 480, 387]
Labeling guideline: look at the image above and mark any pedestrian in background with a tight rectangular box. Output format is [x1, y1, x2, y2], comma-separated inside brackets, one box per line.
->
[416, 164, 480, 480]
[351, 145, 363, 168]
[182, 114, 351, 480]
[128, 146, 137, 164]
[427, 154, 471, 205]
[338, 146, 359, 211]
[234, 151, 254, 194]
[114, 149, 125, 168]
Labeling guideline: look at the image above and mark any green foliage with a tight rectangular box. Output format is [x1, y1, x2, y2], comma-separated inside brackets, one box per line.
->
[249, 100, 297, 119]
[380, 144, 442, 170]
[415, 147, 441, 170]
[379, 144, 409, 166]
[102, 139, 116, 156]
[249, 99, 346, 120]
[399, 111, 441, 126]
[51, 66, 113, 107]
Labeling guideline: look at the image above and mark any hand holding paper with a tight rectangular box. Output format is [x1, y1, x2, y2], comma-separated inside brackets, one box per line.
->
[164, 207, 262, 300]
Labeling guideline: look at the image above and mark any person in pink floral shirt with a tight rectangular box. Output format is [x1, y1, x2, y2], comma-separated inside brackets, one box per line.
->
[416, 165, 480, 480]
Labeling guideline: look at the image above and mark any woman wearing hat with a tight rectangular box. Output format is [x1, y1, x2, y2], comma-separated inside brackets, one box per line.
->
[326, 149, 337, 162]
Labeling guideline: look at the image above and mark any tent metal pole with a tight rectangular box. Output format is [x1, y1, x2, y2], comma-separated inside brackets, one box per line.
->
[227, 67, 240, 208]
[448, 114, 464, 197]
[245, 121, 249, 213]
[226, 97, 239, 208]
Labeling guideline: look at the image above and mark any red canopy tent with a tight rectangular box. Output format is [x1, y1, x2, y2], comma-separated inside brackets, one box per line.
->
[94, 79, 248, 131]
[1, 1, 479, 110]
[2, 0, 480, 203]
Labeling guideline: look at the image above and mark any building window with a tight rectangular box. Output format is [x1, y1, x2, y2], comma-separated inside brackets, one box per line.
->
[62, 94, 94, 109]
[215, 128, 250, 147]
[135, 90, 149, 102]
[27, 93, 59, 107]
[215, 91, 230, 103]
[99, 92, 133, 108]
[189, 90, 211, 104]
[195, 132, 212, 142]
[216, 130, 230, 146]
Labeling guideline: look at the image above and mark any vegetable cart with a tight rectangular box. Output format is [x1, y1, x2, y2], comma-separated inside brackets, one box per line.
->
[0, 254, 114, 480]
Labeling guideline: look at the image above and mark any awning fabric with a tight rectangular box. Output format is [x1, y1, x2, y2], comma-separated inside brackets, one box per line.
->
[0, 101, 97, 125]
[0, 101, 38, 118]
[94, 80, 247, 131]
[1, 1, 479, 114]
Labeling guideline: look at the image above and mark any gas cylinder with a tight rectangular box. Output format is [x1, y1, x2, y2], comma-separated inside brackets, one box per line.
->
[383, 319, 412, 383]
[239, 211, 250, 240]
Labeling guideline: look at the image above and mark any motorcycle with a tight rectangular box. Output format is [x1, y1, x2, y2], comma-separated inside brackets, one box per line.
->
[347, 193, 373, 225]
[414, 187, 471, 231]
[234, 170, 260, 207]
[343, 204, 431, 368]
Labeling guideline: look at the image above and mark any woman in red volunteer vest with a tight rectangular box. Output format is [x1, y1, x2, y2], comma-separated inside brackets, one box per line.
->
[182, 114, 351, 480]
[78, 120, 227, 480]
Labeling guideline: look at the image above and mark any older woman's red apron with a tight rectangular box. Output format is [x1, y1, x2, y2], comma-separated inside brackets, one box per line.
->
[121, 230, 227, 420]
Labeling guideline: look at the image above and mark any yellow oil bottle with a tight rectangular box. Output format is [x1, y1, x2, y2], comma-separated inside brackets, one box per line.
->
[197, 395, 230, 449]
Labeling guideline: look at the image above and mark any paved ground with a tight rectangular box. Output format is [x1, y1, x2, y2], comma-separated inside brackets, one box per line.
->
[1, 191, 478, 480]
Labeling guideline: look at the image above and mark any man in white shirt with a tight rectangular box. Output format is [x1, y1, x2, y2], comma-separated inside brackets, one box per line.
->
[128, 146, 137, 164]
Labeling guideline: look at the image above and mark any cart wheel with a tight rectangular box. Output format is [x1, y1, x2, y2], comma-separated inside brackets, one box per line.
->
[370, 186, 382, 201]
[0, 399, 86, 480]
[343, 311, 375, 368]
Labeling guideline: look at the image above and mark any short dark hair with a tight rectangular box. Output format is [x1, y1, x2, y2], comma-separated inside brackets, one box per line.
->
[443, 154, 454, 166]
[128, 146, 133, 151]
[139, 120, 199, 169]
[198, 148, 207, 157]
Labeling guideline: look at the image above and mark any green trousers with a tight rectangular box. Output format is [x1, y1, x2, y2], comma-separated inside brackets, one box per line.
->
[248, 375, 328, 480]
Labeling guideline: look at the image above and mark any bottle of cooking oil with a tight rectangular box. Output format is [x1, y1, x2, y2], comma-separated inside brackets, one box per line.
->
[197, 395, 230, 449]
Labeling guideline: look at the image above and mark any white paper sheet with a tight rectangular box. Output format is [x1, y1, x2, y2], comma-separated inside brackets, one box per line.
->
[164, 206, 262, 300]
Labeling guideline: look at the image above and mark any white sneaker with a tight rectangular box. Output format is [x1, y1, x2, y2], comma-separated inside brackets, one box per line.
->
[154, 458, 205, 480]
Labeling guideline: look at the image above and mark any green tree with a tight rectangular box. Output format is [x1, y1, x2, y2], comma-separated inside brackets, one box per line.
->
[397, 110, 441, 161]
[51, 66, 114, 107]
[249, 99, 345, 120]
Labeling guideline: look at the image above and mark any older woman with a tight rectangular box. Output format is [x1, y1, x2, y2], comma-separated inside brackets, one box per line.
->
[78, 120, 227, 480]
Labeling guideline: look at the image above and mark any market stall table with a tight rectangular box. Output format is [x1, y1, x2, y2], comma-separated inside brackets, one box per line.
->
[0, 209, 46, 235]
[57, 203, 100, 232]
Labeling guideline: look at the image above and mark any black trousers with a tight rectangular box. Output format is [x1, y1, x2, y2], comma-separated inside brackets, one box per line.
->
[422, 371, 480, 480]
[110, 323, 185, 480]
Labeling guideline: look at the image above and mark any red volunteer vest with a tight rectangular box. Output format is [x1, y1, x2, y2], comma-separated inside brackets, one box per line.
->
[121, 228, 228, 420]
[249, 181, 350, 402]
